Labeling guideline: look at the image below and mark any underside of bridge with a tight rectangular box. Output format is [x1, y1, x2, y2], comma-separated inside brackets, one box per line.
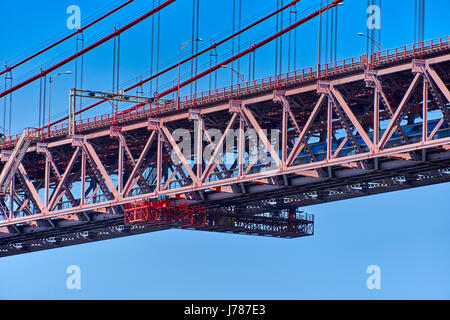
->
[0, 37, 449, 257]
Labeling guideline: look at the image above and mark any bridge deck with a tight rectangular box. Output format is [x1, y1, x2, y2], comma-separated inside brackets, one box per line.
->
[1, 35, 449, 150]
[0, 36, 449, 257]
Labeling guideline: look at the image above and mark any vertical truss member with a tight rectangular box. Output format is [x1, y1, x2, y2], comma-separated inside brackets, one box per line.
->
[43, 0, 304, 128]
[0, 0, 177, 100]
[0, 0, 135, 77]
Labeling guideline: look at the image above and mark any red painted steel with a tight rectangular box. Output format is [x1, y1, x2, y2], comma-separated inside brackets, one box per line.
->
[0, 0, 176, 100]
[119, 0, 343, 115]
[29, 36, 448, 144]
[37, 0, 303, 131]
[124, 199, 207, 225]
[0, 44, 449, 255]
[0, 35, 448, 149]
[0, 0, 135, 77]
[2, 4, 450, 256]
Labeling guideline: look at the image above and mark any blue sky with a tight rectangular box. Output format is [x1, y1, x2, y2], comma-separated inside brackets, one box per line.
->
[0, 0, 449, 299]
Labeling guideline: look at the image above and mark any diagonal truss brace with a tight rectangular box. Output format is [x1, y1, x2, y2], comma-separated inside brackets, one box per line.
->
[329, 86, 375, 152]
[190, 110, 242, 193]
[82, 141, 119, 201]
[378, 73, 422, 149]
[286, 94, 326, 166]
[365, 71, 409, 146]
[421, 63, 450, 126]
[47, 147, 80, 211]
[160, 125, 197, 184]
[274, 91, 319, 166]
[201, 113, 238, 183]
[122, 130, 156, 196]
[36, 143, 79, 208]
[241, 105, 283, 169]
[17, 164, 45, 213]
[110, 128, 153, 194]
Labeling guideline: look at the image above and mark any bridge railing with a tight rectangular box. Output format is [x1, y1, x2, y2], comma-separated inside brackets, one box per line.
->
[1, 35, 449, 150]
[146, 35, 449, 113]
[370, 36, 450, 68]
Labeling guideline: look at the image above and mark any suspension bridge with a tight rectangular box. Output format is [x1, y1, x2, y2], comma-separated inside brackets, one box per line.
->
[0, 0, 448, 257]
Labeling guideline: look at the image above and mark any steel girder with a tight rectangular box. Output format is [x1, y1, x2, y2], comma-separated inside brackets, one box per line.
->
[0, 51, 449, 256]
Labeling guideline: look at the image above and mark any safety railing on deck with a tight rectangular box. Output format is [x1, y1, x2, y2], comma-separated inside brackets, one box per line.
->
[1, 35, 449, 150]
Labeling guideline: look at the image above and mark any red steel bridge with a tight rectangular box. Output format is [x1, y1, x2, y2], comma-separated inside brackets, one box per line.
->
[0, 0, 449, 257]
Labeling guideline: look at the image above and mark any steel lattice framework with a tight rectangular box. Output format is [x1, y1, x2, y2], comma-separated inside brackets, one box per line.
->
[0, 36, 449, 257]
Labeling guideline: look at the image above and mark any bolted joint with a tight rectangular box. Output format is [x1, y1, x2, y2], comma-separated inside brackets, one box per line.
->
[364, 70, 378, 88]
[36, 143, 48, 154]
[0, 150, 12, 162]
[229, 100, 243, 113]
[148, 118, 161, 131]
[71, 135, 84, 147]
[273, 90, 287, 103]
[109, 126, 122, 137]
[412, 59, 426, 74]
[188, 109, 201, 121]
[316, 80, 331, 94]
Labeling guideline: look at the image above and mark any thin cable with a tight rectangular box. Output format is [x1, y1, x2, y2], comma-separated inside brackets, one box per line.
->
[117, 33, 121, 94]
[42, 74, 46, 127]
[152, 0, 343, 100]
[293, 4, 298, 70]
[414, 0, 417, 43]
[237, 0, 242, 83]
[288, 5, 292, 72]
[1, 0, 135, 77]
[378, 0, 381, 48]
[334, 5, 337, 60]
[279, 0, 283, 74]
[38, 70, 43, 128]
[47, 0, 325, 124]
[194, 0, 200, 94]
[232, 0, 236, 86]
[156, 2, 160, 95]
[8, 76, 12, 134]
[9, 1, 162, 87]
[248, 48, 252, 81]
[191, 0, 196, 95]
[325, 4, 328, 63]
[112, 29, 117, 112]
[3, 75, 6, 131]
[252, 47, 256, 81]
[329, 1, 333, 62]
[150, 6, 154, 96]
[75, 33, 79, 96]
[0, 0, 174, 99]
[318, 0, 323, 76]
[275, 0, 279, 76]
[214, 47, 218, 89]
[79, 31, 85, 121]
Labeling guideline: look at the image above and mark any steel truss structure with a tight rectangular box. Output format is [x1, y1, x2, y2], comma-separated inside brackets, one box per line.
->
[0, 37, 449, 257]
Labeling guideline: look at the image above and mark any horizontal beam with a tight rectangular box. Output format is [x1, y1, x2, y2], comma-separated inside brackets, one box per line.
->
[0, 0, 135, 76]
[0, 0, 176, 99]
[1, 136, 448, 227]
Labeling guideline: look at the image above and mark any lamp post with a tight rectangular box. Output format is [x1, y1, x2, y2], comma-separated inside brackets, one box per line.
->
[358, 32, 381, 70]
[0, 126, 6, 142]
[357, 32, 381, 50]
[48, 71, 71, 128]
[220, 65, 244, 82]
[178, 38, 203, 108]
